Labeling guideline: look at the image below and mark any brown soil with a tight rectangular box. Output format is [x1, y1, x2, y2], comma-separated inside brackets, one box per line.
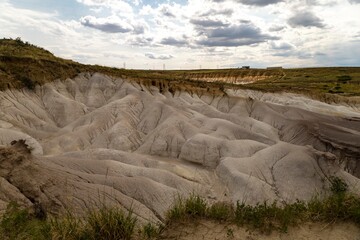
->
[160, 220, 360, 240]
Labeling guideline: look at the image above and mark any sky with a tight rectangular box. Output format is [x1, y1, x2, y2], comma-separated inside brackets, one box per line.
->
[1, 0, 360, 69]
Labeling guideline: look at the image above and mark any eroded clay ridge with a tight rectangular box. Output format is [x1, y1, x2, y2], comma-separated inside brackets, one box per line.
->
[0, 73, 359, 223]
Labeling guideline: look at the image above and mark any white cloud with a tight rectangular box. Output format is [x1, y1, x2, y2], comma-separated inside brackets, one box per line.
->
[76, 0, 133, 14]
[80, 15, 134, 33]
[145, 52, 174, 60]
[1, 0, 360, 69]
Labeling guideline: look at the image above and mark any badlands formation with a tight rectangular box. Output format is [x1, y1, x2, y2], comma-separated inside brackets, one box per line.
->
[0, 72, 360, 223]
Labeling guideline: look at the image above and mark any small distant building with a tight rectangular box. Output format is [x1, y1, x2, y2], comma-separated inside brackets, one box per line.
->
[242, 66, 250, 69]
[267, 66, 283, 70]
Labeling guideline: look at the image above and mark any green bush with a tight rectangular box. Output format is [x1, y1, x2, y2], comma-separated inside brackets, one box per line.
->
[84, 207, 137, 240]
[2, 176, 360, 239]
[167, 194, 207, 221]
[0, 202, 50, 240]
[49, 213, 84, 240]
[16, 74, 35, 90]
[140, 222, 163, 239]
[329, 176, 348, 194]
[206, 202, 233, 221]
[184, 194, 207, 218]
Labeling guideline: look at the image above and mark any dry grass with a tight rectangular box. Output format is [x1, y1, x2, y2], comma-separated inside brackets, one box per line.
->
[1, 38, 360, 102]
[1, 178, 360, 239]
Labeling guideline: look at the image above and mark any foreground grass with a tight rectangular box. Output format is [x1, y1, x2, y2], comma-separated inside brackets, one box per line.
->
[167, 192, 360, 234]
[1, 178, 359, 239]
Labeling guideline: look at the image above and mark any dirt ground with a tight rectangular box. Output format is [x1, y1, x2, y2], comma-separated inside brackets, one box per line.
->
[160, 220, 360, 240]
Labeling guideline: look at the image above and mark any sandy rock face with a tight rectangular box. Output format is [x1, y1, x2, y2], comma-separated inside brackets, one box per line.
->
[0, 72, 359, 222]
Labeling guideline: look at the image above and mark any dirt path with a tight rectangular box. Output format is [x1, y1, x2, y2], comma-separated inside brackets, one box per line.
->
[160, 220, 360, 240]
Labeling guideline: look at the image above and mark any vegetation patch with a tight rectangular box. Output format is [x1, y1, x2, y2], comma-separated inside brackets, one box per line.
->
[1, 177, 360, 239]
[1, 38, 360, 103]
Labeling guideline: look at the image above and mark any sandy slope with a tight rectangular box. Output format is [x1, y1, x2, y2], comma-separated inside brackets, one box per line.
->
[161, 220, 360, 240]
[0, 73, 359, 222]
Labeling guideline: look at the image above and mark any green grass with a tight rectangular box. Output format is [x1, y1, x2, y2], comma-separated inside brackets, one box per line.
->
[1, 38, 360, 102]
[1, 178, 360, 239]
[164, 177, 360, 234]
[0, 205, 137, 240]
[169, 195, 358, 234]
[0, 202, 50, 240]
[140, 222, 163, 240]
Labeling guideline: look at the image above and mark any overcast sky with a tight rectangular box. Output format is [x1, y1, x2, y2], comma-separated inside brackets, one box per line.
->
[1, 0, 360, 69]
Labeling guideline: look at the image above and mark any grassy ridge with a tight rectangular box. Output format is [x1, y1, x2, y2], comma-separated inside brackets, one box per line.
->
[249, 67, 360, 96]
[1, 38, 360, 100]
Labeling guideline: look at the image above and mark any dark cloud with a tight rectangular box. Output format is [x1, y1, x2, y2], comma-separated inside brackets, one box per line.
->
[273, 51, 312, 59]
[132, 23, 146, 34]
[196, 23, 279, 47]
[269, 25, 286, 32]
[128, 36, 153, 46]
[270, 42, 314, 59]
[199, 8, 234, 17]
[305, 0, 337, 6]
[348, 0, 360, 3]
[212, 0, 284, 6]
[160, 37, 188, 47]
[287, 12, 325, 28]
[190, 18, 230, 28]
[80, 16, 133, 33]
[238, 0, 284, 6]
[145, 52, 173, 60]
[160, 5, 176, 17]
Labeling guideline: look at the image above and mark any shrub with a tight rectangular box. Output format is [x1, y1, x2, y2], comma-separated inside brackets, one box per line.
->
[184, 194, 207, 218]
[167, 196, 186, 221]
[207, 202, 234, 221]
[337, 75, 352, 83]
[16, 75, 35, 90]
[329, 176, 348, 195]
[140, 222, 163, 239]
[49, 213, 84, 240]
[84, 207, 137, 240]
[0, 202, 50, 240]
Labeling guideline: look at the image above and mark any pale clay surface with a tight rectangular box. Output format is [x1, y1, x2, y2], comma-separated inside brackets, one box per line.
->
[0, 73, 359, 224]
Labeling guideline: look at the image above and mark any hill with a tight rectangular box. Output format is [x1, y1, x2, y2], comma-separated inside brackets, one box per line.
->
[0, 38, 360, 239]
[1, 38, 360, 102]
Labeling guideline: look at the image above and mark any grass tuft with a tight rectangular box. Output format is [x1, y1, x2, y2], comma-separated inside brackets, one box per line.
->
[0, 202, 50, 240]
[206, 201, 234, 222]
[1, 177, 359, 238]
[84, 207, 137, 240]
[140, 222, 163, 239]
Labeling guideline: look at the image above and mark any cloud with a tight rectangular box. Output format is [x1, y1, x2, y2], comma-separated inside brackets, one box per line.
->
[287, 12, 325, 28]
[80, 15, 133, 33]
[145, 52, 174, 60]
[159, 5, 176, 17]
[199, 8, 234, 17]
[305, 0, 337, 6]
[131, 20, 148, 34]
[212, 0, 285, 6]
[270, 41, 315, 60]
[239, 0, 285, 6]
[190, 18, 230, 28]
[128, 36, 154, 46]
[270, 41, 295, 50]
[196, 23, 279, 47]
[348, 0, 360, 3]
[76, 0, 133, 14]
[269, 25, 286, 32]
[160, 37, 188, 47]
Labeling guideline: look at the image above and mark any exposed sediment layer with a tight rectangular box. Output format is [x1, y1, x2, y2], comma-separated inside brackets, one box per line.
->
[0, 73, 359, 222]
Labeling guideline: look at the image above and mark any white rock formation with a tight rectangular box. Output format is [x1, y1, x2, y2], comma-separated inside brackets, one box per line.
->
[0, 73, 359, 222]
